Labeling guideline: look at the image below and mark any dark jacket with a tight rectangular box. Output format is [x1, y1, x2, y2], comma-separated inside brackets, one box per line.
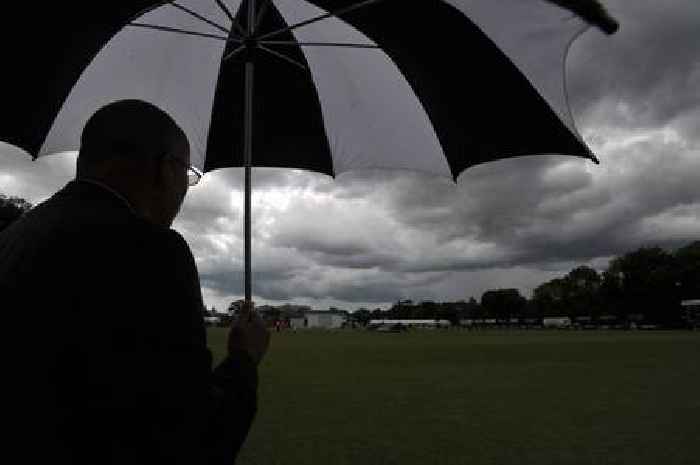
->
[0, 180, 256, 464]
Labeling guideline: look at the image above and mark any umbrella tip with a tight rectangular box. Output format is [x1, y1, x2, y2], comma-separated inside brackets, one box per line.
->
[550, 1, 620, 35]
[592, 1, 620, 35]
[602, 17, 620, 35]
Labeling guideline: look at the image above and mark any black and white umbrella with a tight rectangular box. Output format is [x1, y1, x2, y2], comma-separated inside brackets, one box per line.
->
[1, 0, 618, 301]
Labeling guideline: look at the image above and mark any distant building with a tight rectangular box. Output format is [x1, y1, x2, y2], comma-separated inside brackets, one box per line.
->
[460, 318, 531, 328]
[597, 314, 618, 329]
[224, 303, 354, 330]
[573, 316, 596, 329]
[543, 317, 571, 328]
[522, 318, 542, 328]
[278, 304, 313, 314]
[369, 319, 450, 329]
[305, 310, 347, 329]
[681, 299, 700, 329]
[256, 305, 277, 314]
[289, 317, 306, 330]
[203, 316, 221, 326]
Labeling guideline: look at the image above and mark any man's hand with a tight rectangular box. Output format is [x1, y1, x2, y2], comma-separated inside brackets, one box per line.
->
[227, 301, 270, 366]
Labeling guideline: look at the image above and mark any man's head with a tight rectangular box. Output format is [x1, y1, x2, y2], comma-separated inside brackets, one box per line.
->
[77, 100, 191, 227]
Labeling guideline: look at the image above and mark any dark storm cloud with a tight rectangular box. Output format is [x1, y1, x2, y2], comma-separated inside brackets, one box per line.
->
[568, 0, 700, 129]
[199, 257, 438, 303]
[280, 244, 400, 270]
[377, 134, 699, 272]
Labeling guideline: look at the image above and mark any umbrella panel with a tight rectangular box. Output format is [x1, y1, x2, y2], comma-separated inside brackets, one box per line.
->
[207, 0, 592, 179]
[204, 0, 334, 175]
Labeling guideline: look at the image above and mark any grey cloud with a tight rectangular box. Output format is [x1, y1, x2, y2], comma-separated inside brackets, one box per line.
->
[369, 131, 700, 272]
[255, 267, 448, 304]
[202, 167, 329, 193]
[0, 143, 76, 202]
[201, 268, 293, 300]
[568, 0, 700, 129]
[673, 108, 700, 142]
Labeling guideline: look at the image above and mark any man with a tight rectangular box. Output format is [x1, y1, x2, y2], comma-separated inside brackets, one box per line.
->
[0, 100, 269, 464]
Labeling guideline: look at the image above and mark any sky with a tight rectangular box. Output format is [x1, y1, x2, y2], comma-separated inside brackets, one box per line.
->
[1, 0, 698, 312]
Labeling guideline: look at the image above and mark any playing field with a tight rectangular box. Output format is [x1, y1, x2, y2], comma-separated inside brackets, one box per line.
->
[207, 329, 700, 465]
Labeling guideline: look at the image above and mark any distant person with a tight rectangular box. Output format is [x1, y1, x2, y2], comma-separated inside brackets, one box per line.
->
[0, 100, 270, 465]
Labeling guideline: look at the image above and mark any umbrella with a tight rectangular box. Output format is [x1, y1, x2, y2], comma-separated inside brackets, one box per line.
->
[1, 0, 618, 302]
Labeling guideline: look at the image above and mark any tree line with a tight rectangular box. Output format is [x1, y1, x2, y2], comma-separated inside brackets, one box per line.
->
[0, 194, 33, 232]
[353, 241, 699, 328]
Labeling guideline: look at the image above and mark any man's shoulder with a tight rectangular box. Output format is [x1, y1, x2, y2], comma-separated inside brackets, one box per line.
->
[129, 223, 194, 263]
[0, 182, 193, 274]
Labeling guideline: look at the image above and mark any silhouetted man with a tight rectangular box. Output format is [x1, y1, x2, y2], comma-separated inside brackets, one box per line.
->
[0, 100, 269, 464]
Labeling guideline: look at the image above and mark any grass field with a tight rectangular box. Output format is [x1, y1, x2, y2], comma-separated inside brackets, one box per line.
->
[207, 329, 700, 465]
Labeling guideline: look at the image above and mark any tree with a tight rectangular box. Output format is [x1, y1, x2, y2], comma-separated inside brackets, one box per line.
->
[605, 247, 679, 325]
[532, 278, 568, 317]
[353, 308, 371, 326]
[419, 300, 439, 319]
[438, 302, 460, 326]
[522, 299, 543, 322]
[481, 289, 526, 321]
[0, 194, 32, 232]
[564, 266, 602, 319]
[527, 241, 697, 328]
[599, 268, 624, 319]
[465, 297, 481, 319]
[531, 266, 601, 320]
[454, 297, 481, 320]
[675, 241, 700, 300]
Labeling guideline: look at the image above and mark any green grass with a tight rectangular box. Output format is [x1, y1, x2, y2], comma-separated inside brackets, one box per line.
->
[207, 329, 700, 465]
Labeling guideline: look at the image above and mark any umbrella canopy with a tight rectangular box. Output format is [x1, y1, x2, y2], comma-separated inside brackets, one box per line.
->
[3, 0, 617, 176]
[1, 0, 618, 301]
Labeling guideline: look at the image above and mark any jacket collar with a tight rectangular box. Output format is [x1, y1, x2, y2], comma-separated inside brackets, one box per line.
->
[66, 178, 137, 216]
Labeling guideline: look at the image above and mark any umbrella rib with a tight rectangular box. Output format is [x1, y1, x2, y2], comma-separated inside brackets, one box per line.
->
[258, 45, 309, 72]
[214, 0, 248, 38]
[223, 44, 246, 61]
[260, 40, 380, 49]
[128, 22, 231, 41]
[257, 0, 385, 41]
[169, 1, 231, 35]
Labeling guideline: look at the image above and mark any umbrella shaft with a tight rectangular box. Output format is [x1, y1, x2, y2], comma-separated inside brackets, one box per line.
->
[244, 59, 253, 303]
[244, 0, 255, 304]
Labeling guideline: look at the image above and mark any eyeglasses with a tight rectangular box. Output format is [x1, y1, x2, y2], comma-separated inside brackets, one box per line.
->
[164, 154, 203, 187]
[185, 164, 203, 187]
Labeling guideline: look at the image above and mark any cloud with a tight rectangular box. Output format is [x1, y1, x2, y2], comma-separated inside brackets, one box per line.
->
[0, 143, 77, 203]
[568, 0, 700, 130]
